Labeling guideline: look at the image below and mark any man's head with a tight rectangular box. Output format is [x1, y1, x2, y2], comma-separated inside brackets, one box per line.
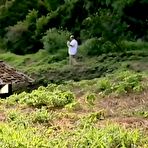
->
[70, 35, 74, 40]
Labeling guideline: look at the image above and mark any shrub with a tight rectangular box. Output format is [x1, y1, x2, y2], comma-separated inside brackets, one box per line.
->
[79, 38, 101, 56]
[0, 123, 50, 147]
[124, 40, 148, 51]
[35, 15, 49, 36]
[42, 28, 70, 53]
[95, 70, 144, 95]
[7, 86, 75, 108]
[80, 111, 105, 126]
[4, 21, 29, 54]
[5, 109, 30, 128]
[79, 38, 117, 56]
[65, 101, 81, 112]
[4, 9, 39, 55]
[32, 107, 54, 123]
[97, 78, 112, 94]
[81, 9, 128, 52]
[85, 92, 96, 106]
[70, 124, 142, 147]
[6, 109, 22, 122]
[132, 109, 148, 118]
[111, 71, 144, 94]
[0, 122, 145, 147]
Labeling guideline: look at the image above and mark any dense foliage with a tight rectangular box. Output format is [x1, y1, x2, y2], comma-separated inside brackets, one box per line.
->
[0, 122, 146, 147]
[6, 70, 146, 106]
[0, 0, 148, 54]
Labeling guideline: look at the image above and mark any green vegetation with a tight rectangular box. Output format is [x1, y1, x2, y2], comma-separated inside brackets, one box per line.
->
[0, 41, 148, 87]
[7, 86, 75, 108]
[0, 122, 147, 147]
[0, 0, 148, 147]
[0, 69, 147, 147]
[0, 0, 148, 55]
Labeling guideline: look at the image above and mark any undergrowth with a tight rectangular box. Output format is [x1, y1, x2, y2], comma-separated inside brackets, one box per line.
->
[0, 70, 147, 147]
[0, 42, 148, 147]
[0, 122, 147, 148]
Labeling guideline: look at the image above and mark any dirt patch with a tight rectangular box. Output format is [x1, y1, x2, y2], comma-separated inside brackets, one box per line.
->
[93, 90, 148, 117]
[96, 117, 148, 134]
[113, 117, 148, 129]
[0, 112, 6, 121]
[53, 118, 75, 130]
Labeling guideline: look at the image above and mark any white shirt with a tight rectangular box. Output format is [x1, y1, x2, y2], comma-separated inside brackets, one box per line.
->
[67, 39, 78, 55]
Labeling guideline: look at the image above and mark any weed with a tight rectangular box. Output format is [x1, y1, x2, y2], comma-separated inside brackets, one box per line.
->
[65, 101, 81, 112]
[85, 92, 96, 106]
[7, 88, 75, 108]
[32, 107, 54, 123]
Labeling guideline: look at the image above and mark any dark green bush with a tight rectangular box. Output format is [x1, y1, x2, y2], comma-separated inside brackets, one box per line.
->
[44, 0, 65, 11]
[79, 38, 101, 56]
[42, 28, 70, 53]
[35, 15, 49, 36]
[0, 0, 40, 36]
[4, 9, 39, 55]
[79, 38, 117, 56]
[4, 21, 29, 54]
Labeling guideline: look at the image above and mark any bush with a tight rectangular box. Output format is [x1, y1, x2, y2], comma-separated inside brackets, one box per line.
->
[79, 38, 101, 56]
[4, 9, 39, 55]
[79, 38, 119, 56]
[97, 78, 112, 92]
[85, 92, 96, 106]
[48, 124, 143, 147]
[0, 0, 39, 37]
[0, 37, 7, 52]
[4, 21, 29, 54]
[95, 70, 144, 95]
[0, 123, 50, 147]
[124, 40, 148, 51]
[7, 86, 75, 108]
[32, 107, 53, 123]
[113, 71, 144, 94]
[0, 122, 145, 147]
[81, 9, 128, 52]
[42, 28, 70, 53]
[35, 15, 49, 36]
[65, 101, 81, 112]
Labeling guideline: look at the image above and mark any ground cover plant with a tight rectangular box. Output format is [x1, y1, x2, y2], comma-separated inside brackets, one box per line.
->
[0, 45, 147, 148]
[0, 69, 148, 147]
[0, 41, 148, 88]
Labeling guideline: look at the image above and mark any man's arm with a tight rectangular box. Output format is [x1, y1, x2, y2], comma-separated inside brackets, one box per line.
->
[70, 40, 76, 47]
[67, 41, 70, 47]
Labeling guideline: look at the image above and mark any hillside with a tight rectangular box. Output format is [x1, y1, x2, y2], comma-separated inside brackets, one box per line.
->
[0, 69, 148, 147]
[0, 0, 148, 147]
[0, 41, 148, 87]
[0, 42, 148, 147]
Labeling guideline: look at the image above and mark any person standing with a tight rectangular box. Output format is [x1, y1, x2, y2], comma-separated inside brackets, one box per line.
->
[67, 35, 78, 65]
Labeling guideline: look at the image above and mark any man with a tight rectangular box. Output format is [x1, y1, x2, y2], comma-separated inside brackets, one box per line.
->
[67, 35, 78, 65]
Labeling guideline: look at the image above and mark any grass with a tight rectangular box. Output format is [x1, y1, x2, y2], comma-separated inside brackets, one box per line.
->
[0, 41, 148, 87]
[0, 50, 65, 71]
[124, 40, 148, 51]
[0, 121, 146, 147]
